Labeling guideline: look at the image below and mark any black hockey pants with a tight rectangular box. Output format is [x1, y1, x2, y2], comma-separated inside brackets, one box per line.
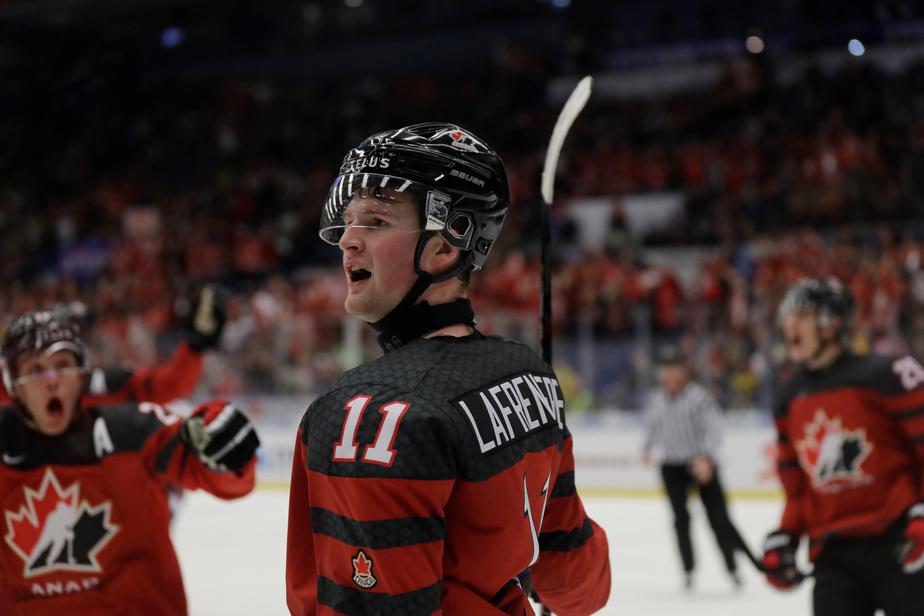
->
[812, 521, 924, 616]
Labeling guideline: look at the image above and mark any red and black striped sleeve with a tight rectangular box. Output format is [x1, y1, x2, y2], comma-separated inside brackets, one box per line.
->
[98, 402, 255, 499]
[773, 392, 808, 534]
[530, 430, 611, 615]
[287, 426, 319, 616]
[124, 341, 204, 404]
[880, 355, 924, 501]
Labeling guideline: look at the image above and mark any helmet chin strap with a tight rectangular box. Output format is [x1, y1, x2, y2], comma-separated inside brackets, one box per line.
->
[370, 234, 476, 353]
[11, 398, 38, 429]
[806, 320, 842, 368]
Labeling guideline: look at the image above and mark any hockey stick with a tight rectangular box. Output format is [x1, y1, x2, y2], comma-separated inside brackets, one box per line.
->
[539, 75, 593, 365]
[727, 518, 812, 582]
[728, 519, 770, 573]
[532, 75, 593, 616]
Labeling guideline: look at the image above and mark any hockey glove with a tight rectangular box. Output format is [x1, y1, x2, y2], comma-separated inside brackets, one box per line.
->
[761, 530, 802, 590]
[898, 502, 924, 574]
[183, 286, 227, 352]
[180, 401, 259, 473]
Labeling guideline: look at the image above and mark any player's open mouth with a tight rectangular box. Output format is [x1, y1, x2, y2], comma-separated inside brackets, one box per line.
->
[46, 397, 63, 416]
[348, 267, 371, 283]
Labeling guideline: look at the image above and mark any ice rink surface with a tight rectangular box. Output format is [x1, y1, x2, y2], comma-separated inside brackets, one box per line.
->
[173, 489, 812, 615]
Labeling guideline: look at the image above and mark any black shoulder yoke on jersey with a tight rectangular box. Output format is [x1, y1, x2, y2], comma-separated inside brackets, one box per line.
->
[88, 366, 134, 396]
[773, 352, 903, 418]
[0, 403, 171, 470]
[301, 334, 567, 483]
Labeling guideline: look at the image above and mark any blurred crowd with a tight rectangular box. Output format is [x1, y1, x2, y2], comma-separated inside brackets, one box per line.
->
[3, 47, 924, 409]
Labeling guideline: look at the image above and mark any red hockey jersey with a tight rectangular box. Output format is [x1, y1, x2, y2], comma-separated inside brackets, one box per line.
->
[773, 352, 924, 557]
[286, 334, 611, 615]
[0, 402, 255, 615]
[0, 341, 205, 407]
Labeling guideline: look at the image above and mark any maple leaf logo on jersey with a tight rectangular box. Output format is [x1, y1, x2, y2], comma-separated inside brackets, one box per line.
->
[4, 469, 119, 578]
[351, 550, 377, 589]
[795, 410, 872, 491]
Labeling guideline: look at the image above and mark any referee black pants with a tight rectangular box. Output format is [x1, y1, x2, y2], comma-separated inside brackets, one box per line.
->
[660, 462, 737, 574]
[812, 521, 924, 616]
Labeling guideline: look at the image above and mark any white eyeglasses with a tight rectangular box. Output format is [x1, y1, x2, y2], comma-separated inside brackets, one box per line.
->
[12, 366, 87, 387]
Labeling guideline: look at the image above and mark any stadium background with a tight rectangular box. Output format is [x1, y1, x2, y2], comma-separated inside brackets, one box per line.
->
[3, 0, 924, 492]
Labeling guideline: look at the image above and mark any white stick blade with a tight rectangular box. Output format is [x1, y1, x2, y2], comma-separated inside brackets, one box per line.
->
[541, 75, 593, 205]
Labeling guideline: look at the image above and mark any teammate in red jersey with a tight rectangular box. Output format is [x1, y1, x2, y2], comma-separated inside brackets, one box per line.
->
[0, 286, 227, 407]
[761, 277, 924, 616]
[286, 123, 611, 615]
[0, 309, 259, 615]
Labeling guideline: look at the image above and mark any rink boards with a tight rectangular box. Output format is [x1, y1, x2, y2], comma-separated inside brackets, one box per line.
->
[244, 398, 781, 497]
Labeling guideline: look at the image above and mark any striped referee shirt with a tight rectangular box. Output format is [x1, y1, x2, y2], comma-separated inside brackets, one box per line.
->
[643, 381, 724, 464]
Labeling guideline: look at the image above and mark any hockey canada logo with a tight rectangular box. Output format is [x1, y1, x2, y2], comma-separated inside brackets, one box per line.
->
[795, 410, 872, 491]
[4, 469, 119, 577]
[447, 129, 480, 152]
[351, 550, 377, 589]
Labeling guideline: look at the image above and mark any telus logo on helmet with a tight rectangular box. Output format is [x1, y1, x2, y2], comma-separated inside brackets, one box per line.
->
[342, 154, 391, 174]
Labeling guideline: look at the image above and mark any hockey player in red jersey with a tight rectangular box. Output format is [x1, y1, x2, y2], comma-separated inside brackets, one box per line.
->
[0, 285, 227, 407]
[761, 277, 924, 615]
[0, 309, 260, 615]
[286, 123, 611, 615]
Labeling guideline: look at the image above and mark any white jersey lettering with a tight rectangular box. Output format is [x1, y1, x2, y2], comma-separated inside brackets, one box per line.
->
[455, 372, 564, 455]
[93, 417, 115, 458]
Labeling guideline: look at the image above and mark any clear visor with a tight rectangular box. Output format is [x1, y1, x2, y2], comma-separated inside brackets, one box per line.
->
[11, 341, 88, 386]
[319, 173, 452, 246]
[13, 366, 87, 387]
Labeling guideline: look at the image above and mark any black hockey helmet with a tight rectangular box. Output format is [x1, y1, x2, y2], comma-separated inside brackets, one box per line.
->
[2, 310, 90, 394]
[319, 122, 510, 280]
[777, 277, 854, 331]
[51, 300, 94, 334]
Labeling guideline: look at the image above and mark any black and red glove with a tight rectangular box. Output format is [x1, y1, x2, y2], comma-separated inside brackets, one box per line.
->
[761, 530, 802, 590]
[181, 286, 227, 352]
[898, 502, 924, 574]
[180, 400, 259, 473]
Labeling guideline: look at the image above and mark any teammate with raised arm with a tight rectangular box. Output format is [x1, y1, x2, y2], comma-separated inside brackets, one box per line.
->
[761, 277, 924, 615]
[286, 123, 611, 615]
[0, 309, 260, 615]
[0, 286, 227, 407]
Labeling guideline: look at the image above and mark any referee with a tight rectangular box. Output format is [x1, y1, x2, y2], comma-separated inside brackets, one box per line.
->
[642, 346, 740, 590]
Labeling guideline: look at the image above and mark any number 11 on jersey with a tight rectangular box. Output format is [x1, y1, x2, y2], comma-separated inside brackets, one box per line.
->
[333, 394, 410, 466]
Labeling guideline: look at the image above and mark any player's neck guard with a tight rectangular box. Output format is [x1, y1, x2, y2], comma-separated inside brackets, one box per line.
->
[373, 298, 475, 352]
[371, 273, 475, 352]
